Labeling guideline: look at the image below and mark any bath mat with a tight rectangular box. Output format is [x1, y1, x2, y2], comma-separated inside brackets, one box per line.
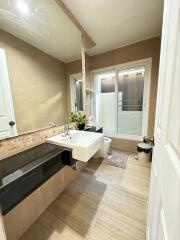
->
[102, 150, 128, 169]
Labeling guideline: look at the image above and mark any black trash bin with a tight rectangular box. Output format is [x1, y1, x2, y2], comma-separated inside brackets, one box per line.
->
[137, 143, 152, 162]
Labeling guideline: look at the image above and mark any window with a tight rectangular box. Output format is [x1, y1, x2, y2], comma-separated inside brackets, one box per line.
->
[70, 74, 83, 112]
[117, 66, 145, 136]
[93, 59, 151, 140]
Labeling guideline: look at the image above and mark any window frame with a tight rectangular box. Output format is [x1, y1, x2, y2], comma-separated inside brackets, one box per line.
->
[91, 58, 152, 141]
[70, 73, 82, 112]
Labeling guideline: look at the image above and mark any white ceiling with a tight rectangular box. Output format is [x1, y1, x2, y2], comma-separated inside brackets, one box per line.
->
[0, 0, 163, 62]
[63, 0, 163, 55]
[0, 0, 81, 62]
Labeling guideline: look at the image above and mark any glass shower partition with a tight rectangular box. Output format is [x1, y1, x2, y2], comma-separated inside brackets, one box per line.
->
[93, 63, 148, 138]
[117, 66, 145, 136]
[95, 70, 116, 134]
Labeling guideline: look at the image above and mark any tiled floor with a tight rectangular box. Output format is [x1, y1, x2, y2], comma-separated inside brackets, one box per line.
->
[21, 151, 151, 240]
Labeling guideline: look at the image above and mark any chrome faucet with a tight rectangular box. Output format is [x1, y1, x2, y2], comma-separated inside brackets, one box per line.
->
[62, 124, 71, 136]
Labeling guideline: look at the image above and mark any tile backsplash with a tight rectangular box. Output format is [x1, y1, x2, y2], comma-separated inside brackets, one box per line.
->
[0, 123, 76, 160]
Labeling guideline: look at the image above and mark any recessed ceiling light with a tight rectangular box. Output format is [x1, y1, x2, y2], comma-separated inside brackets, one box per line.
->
[16, 1, 29, 15]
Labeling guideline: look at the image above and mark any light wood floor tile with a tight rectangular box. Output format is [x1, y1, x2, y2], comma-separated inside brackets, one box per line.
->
[21, 151, 151, 240]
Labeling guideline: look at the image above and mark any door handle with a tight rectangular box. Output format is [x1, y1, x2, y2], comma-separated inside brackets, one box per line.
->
[9, 121, 16, 126]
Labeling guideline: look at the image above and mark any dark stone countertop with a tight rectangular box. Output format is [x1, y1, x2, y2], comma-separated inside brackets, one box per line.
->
[0, 143, 68, 190]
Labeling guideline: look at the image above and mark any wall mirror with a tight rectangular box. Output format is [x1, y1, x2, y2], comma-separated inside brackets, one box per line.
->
[0, 0, 82, 140]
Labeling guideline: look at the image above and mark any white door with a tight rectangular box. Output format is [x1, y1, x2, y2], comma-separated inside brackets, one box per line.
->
[0, 49, 17, 139]
[147, 0, 180, 239]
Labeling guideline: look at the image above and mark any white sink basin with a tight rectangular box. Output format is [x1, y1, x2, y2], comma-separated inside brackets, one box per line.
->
[46, 130, 104, 162]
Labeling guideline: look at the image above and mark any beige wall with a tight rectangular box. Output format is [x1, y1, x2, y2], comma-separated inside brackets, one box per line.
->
[0, 29, 68, 134]
[65, 37, 161, 152]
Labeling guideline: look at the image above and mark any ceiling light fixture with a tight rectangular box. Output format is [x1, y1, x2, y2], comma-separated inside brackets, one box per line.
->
[16, 1, 29, 15]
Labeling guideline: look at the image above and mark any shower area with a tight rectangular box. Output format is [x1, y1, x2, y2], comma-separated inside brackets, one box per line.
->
[93, 59, 151, 139]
